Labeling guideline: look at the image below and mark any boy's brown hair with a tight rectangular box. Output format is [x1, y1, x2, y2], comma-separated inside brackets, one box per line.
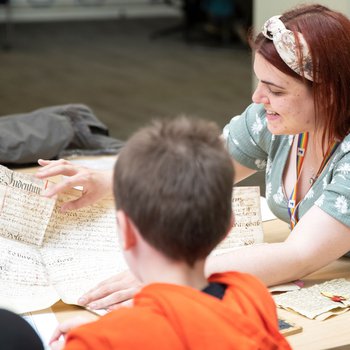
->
[114, 116, 234, 266]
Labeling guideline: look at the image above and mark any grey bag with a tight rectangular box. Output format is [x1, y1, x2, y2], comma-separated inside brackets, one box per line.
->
[0, 104, 124, 165]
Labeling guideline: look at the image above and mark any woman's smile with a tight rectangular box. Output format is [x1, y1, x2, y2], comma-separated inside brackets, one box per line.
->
[265, 110, 280, 122]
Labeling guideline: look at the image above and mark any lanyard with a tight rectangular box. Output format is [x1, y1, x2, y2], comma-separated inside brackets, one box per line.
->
[288, 133, 339, 229]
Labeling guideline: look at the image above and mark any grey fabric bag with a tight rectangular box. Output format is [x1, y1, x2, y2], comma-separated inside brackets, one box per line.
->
[0, 104, 124, 165]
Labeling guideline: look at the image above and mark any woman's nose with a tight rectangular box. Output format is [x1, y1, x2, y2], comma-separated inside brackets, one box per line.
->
[252, 84, 269, 105]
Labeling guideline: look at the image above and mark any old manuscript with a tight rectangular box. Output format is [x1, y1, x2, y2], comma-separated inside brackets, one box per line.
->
[0, 165, 126, 313]
[274, 279, 350, 320]
[213, 186, 263, 254]
[0, 165, 263, 313]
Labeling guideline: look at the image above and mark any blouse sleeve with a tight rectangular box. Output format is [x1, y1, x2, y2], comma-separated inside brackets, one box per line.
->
[222, 103, 272, 171]
[315, 144, 350, 227]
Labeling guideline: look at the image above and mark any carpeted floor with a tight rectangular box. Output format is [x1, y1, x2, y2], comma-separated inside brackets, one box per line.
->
[0, 16, 252, 140]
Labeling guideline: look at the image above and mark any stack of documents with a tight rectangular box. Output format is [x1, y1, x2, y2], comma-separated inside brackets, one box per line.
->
[274, 279, 350, 320]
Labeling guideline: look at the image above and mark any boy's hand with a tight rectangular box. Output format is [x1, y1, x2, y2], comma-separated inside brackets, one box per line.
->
[50, 341, 64, 350]
[77, 270, 142, 311]
[50, 316, 90, 349]
[36, 159, 113, 211]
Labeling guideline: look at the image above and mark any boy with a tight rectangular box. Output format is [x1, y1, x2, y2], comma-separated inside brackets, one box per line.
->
[50, 117, 290, 349]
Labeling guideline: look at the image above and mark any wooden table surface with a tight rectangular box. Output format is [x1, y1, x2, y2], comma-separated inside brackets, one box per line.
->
[263, 220, 350, 350]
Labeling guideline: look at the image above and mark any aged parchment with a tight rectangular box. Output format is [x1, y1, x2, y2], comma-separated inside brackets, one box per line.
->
[274, 278, 350, 320]
[0, 165, 126, 313]
[0, 166, 262, 313]
[213, 186, 263, 254]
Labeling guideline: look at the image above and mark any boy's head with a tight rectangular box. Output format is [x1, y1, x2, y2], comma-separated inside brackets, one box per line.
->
[114, 116, 234, 267]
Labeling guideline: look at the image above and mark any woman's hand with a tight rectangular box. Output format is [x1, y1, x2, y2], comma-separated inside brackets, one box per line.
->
[36, 159, 114, 211]
[77, 270, 143, 311]
[50, 316, 90, 350]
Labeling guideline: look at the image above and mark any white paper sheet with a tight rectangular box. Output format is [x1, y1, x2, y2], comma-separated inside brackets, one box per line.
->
[260, 196, 276, 222]
[23, 308, 59, 350]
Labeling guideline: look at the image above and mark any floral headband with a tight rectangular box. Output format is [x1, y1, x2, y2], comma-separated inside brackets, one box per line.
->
[262, 15, 313, 81]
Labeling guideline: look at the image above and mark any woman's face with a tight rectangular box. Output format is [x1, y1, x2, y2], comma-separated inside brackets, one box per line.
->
[252, 53, 316, 135]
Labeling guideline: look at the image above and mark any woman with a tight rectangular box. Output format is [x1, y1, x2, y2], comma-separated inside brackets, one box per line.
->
[36, 3, 350, 310]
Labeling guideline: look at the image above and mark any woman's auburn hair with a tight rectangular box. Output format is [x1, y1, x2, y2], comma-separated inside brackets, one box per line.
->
[251, 4, 350, 144]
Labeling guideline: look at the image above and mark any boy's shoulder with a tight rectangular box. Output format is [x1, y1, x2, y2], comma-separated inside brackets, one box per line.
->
[66, 304, 183, 349]
[66, 277, 289, 350]
[210, 271, 278, 314]
[210, 271, 270, 294]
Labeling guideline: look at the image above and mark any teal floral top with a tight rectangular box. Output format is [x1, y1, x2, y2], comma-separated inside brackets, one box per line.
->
[223, 103, 350, 228]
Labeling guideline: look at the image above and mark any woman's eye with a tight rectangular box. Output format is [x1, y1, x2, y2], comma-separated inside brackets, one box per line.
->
[269, 90, 283, 96]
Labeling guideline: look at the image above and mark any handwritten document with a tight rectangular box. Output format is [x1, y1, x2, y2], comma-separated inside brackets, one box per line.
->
[213, 186, 263, 254]
[0, 165, 263, 313]
[0, 165, 126, 313]
[274, 278, 350, 320]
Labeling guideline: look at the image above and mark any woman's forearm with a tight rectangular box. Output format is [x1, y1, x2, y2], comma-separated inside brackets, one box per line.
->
[206, 206, 350, 286]
[205, 242, 311, 286]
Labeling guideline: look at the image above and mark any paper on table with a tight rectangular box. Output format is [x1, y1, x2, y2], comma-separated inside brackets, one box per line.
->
[42, 192, 126, 305]
[269, 282, 301, 293]
[0, 184, 55, 246]
[314, 307, 350, 321]
[23, 308, 59, 350]
[260, 196, 276, 222]
[0, 165, 127, 313]
[213, 186, 263, 255]
[274, 278, 350, 320]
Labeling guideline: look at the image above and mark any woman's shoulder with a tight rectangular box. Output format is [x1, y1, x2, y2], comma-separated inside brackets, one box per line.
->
[223, 103, 291, 168]
[223, 103, 270, 142]
[330, 134, 350, 168]
[338, 134, 350, 155]
[311, 133, 350, 227]
[226, 103, 266, 127]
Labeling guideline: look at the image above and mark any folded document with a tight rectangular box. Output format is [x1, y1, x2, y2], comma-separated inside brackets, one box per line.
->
[274, 278, 350, 320]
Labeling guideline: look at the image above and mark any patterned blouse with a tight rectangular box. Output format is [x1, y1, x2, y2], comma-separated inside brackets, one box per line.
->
[223, 103, 350, 228]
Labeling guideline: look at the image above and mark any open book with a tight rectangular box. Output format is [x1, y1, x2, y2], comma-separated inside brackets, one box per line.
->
[0, 165, 126, 314]
[0, 165, 263, 313]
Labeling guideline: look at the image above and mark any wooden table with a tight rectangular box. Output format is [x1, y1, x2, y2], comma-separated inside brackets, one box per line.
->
[12, 161, 350, 348]
[263, 220, 350, 350]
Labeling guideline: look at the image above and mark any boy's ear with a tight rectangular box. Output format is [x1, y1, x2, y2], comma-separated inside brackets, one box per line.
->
[116, 210, 137, 250]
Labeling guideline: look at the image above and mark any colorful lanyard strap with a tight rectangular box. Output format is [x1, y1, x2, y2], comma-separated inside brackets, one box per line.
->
[288, 133, 339, 229]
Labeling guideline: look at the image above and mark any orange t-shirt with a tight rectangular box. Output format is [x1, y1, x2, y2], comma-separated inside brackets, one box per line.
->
[64, 272, 291, 349]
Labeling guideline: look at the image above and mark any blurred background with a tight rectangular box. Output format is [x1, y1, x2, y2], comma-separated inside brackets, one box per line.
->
[0, 0, 348, 141]
[0, 0, 254, 141]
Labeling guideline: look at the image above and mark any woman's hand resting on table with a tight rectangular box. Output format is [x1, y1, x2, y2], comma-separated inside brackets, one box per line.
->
[77, 270, 143, 311]
[36, 159, 113, 211]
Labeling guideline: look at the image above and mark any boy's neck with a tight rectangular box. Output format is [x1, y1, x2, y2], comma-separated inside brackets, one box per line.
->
[140, 259, 208, 291]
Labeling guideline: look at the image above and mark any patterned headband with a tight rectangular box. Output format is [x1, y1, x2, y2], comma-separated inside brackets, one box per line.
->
[262, 15, 313, 81]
